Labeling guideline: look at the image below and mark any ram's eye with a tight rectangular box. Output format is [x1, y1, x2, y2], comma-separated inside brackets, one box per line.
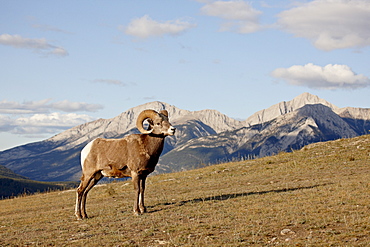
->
[157, 123, 161, 126]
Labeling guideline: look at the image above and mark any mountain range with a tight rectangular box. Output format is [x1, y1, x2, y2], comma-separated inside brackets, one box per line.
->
[1, 92, 369, 182]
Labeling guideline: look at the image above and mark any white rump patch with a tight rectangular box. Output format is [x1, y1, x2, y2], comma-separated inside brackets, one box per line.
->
[81, 140, 95, 166]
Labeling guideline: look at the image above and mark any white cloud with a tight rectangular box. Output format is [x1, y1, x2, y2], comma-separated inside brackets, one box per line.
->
[123, 15, 196, 38]
[271, 63, 370, 90]
[0, 99, 103, 137]
[0, 115, 13, 132]
[31, 24, 72, 34]
[277, 0, 370, 50]
[50, 47, 69, 56]
[6, 113, 95, 135]
[0, 99, 51, 114]
[27, 16, 72, 34]
[0, 99, 103, 114]
[201, 0, 262, 33]
[0, 33, 68, 56]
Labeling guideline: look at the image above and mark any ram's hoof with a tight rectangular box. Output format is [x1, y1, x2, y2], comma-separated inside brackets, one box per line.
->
[140, 206, 147, 213]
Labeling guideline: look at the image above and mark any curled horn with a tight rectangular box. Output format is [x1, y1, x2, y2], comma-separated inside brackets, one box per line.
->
[136, 110, 159, 134]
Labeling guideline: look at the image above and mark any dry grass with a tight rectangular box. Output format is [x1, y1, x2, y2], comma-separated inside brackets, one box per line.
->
[1, 135, 370, 246]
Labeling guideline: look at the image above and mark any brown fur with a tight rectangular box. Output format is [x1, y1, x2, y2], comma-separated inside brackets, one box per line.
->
[75, 110, 175, 219]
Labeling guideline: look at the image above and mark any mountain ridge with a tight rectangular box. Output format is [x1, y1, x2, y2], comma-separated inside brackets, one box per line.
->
[156, 103, 361, 172]
[244, 92, 340, 126]
[1, 93, 369, 181]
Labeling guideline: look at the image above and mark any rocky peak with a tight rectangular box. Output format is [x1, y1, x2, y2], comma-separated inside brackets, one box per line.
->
[244, 92, 339, 126]
[173, 109, 243, 133]
[338, 107, 370, 120]
[295, 104, 357, 138]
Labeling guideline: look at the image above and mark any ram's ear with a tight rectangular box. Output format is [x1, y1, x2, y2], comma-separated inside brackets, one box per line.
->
[159, 110, 168, 117]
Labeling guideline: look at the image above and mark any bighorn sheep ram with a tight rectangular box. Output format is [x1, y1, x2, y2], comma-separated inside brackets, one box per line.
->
[75, 109, 176, 220]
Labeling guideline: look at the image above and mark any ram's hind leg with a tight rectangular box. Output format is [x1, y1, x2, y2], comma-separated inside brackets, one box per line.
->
[81, 172, 102, 219]
[75, 175, 88, 220]
[75, 172, 102, 220]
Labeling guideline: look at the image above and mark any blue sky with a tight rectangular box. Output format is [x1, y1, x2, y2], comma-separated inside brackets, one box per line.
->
[1, 0, 370, 151]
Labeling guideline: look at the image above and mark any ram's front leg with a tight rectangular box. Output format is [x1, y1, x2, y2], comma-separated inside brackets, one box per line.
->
[132, 172, 142, 215]
[138, 176, 147, 213]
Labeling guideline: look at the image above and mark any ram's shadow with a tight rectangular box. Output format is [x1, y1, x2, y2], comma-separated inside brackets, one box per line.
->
[147, 184, 329, 213]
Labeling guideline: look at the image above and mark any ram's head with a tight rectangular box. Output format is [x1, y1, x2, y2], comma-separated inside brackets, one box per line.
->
[136, 110, 176, 136]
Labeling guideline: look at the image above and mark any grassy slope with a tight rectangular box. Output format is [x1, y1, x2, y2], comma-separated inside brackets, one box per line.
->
[0, 177, 78, 199]
[0, 135, 369, 246]
[0, 164, 78, 198]
[0, 165, 27, 180]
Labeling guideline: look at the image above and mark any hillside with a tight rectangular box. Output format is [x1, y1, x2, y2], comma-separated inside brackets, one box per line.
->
[0, 164, 78, 198]
[0, 164, 27, 180]
[0, 135, 369, 246]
